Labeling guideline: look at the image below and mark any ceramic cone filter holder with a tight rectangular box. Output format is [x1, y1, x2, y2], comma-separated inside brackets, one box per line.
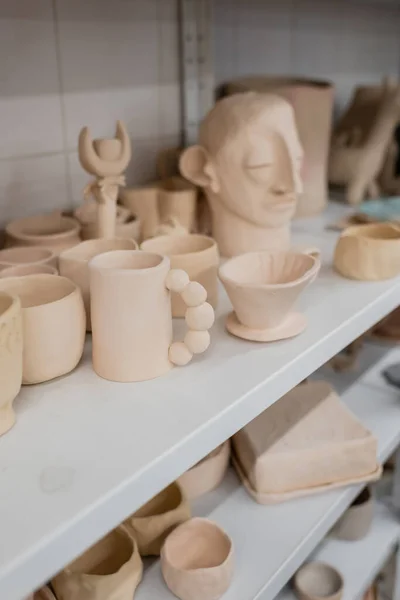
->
[78, 120, 131, 239]
[74, 200, 141, 242]
[294, 562, 344, 600]
[141, 234, 219, 317]
[119, 185, 160, 240]
[0, 275, 86, 384]
[219, 250, 320, 342]
[5, 213, 81, 254]
[125, 482, 191, 556]
[0, 247, 57, 270]
[180, 92, 303, 257]
[331, 486, 373, 541]
[0, 264, 58, 278]
[89, 250, 214, 382]
[334, 223, 400, 280]
[161, 517, 234, 600]
[224, 77, 333, 217]
[52, 526, 143, 600]
[0, 292, 23, 437]
[232, 381, 381, 503]
[178, 441, 230, 499]
[59, 238, 138, 331]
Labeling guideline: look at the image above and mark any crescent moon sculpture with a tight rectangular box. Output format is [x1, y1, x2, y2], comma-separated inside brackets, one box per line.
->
[78, 120, 131, 178]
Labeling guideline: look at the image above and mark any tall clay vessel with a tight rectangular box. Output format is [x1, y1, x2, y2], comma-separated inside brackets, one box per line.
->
[0, 292, 23, 436]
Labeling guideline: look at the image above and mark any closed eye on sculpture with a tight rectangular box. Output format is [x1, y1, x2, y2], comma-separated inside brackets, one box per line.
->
[245, 163, 272, 171]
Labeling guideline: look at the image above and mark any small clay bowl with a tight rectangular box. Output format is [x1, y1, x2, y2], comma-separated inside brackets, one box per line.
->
[125, 482, 191, 556]
[0, 247, 57, 270]
[331, 486, 373, 541]
[161, 517, 234, 600]
[5, 213, 81, 254]
[178, 441, 230, 499]
[0, 264, 58, 278]
[294, 562, 343, 600]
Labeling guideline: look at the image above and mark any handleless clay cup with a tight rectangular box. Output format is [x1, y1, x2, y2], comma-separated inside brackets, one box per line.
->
[141, 234, 219, 316]
[0, 264, 58, 278]
[75, 201, 141, 242]
[158, 176, 197, 232]
[0, 292, 23, 436]
[0, 275, 86, 384]
[331, 486, 373, 541]
[120, 185, 160, 240]
[5, 213, 81, 254]
[125, 482, 191, 556]
[59, 238, 138, 331]
[178, 441, 230, 499]
[161, 517, 234, 600]
[0, 246, 57, 271]
[52, 526, 143, 600]
[294, 562, 343, 600]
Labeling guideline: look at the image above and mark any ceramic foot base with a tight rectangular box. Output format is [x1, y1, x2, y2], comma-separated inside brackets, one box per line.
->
[225, 311, 307, 342]
[0, 404, 16, 437]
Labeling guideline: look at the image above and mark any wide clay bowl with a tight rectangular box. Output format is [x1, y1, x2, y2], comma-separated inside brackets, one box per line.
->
[334, 223, 400, 280]
[178, 441, 230, 499]
[125, 482, 191, 556]
[52, 526, 142, 600]
[5, 213, 81, 253]
[0, 264, 58, 278]
[0, 275, 86, 384]
[0, 247, 57, 270]
[219, 250, 320, 330]
[161, 517, 234, 600]
[294, 562, 343, 600]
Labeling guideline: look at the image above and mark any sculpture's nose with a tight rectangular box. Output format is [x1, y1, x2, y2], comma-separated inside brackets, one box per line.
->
[271, 183, 289, 195]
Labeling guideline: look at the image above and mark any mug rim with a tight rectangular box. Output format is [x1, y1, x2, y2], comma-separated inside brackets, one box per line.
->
[60, 238, 138, 263]
[141, 234, 216, 257]
[0, 274, 79, 309]
[89, 249, 169, 273]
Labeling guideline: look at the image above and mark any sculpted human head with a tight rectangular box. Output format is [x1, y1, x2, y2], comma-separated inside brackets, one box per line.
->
[180, 92, 303, 228]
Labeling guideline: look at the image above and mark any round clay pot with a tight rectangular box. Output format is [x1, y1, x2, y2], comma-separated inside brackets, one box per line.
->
[125, 482, 191, 556]
[178, 441, 230, 499]
[59, 238, 138, 331]
[294, 562, 343, 600]
[0, 264, 58, 278]
[331, 486, 373, 541]
[0, 275, 86, 384]
[161, 517, 234, 600]
[0, 292, 23, 437]
[141, 234, 219, 316]
[0, 247, 57, 270]
[52, 526, 142, 600]
[5, 213, 81, 254]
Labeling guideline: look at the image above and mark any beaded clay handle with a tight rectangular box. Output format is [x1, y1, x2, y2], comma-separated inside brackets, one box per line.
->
[165, 269, 215, 367]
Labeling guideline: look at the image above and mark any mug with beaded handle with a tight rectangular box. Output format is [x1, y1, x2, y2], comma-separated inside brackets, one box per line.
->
[89, 250, 214, 382]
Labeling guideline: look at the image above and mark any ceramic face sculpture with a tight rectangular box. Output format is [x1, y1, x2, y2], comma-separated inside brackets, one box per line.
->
[180, 92, 303, 257]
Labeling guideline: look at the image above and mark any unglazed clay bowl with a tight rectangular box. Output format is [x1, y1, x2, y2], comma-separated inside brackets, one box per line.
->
[331, 486, 373, 541]
[141, 234, 219, 316]
[178, 441, 230, 499]
[0, 264, 58, 278]
[161, 517, 234, 600]
[5, 213, 81, 254]
[0, 292, 23, 437]
[125, 482, 191, 556]
[59, 238, 138, 331]
[334, 223, 400, 280]
[0, 246, 57, 271]
[294, 562, 343, 600]
[52, 526, 143, 600]
[0, 275, 86, 384]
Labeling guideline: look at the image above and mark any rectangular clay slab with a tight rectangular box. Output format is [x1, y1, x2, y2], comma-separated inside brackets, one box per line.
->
[232, 381, 379, 496]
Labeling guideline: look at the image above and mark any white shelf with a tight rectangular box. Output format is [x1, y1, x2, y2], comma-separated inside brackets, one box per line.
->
[277, 502, 400, 600]
[135, 361, 400, 600]
[1, 203, 400, 600]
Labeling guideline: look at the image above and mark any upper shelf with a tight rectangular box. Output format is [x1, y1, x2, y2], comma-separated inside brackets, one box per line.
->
[1, 202, 400, 600]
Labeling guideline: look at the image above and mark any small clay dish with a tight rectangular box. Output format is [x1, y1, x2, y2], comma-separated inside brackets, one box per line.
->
[0, 247, 57, 270]
[178, 441, 230, 499]
[294, 562, 343, 600]
[0, 264, 58, 278]
[161, 517, 234, 600]
[5, 213, 81, 254]
[125, 482, 191, 556]
[331, 486, 373, 541]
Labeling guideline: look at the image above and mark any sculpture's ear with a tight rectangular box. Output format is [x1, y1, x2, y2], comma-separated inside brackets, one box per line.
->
[179, 145, 219, 192]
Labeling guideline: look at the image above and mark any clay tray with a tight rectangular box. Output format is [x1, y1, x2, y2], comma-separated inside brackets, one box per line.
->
[232, 381, 381, 504]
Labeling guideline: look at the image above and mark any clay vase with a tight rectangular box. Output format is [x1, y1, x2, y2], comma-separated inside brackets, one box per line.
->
[294, 562, 343, 600]
[89, 250, 214, 382]
[219, 250, 320, 342]
[161, 517, 234, 600]
[331, 486, 373, 541]
[0, 264, 58, 278]
[224, 77, 333, 217]
[0, 292, 23, 436]
[0, 247, 57, 271]
[33, 587, 57, 600]
[178, 441, 230, 499]
[119, 185, 160, 240]
[141, 234, 219, 317]
[0, 275, 86, 384]
[5, 213, 81, 254]
[51, 526, 142, 600]
[334, 223, 400, 280]
[158, 177, 197, 232]
[125, 482, 191, 556]
[59, 238, 138, 331]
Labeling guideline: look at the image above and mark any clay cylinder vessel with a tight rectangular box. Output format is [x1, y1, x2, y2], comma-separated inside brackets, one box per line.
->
[119, 185, 160, 240]
[59, 238, 138, 331]
[125, 482, 191, 556]
[158, 176, 197, 232]
[0, 292, 23, 437]
[331, 486, 373, 541]
[141, 234, 219, 316]
[294, 562, 343, 600]
[224, 77, 333, 217]
[0, 264, 58, 278]
[334, 223, 400, 280]
[178, 441, 230, 499]
[0, 247, 57, 270]
[161, 517, 234, 600]
[75, 201, 141, 242]
[5, 213, 81, 254]
[0, 275, 86, 384]
[51, 526, 143, 600]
